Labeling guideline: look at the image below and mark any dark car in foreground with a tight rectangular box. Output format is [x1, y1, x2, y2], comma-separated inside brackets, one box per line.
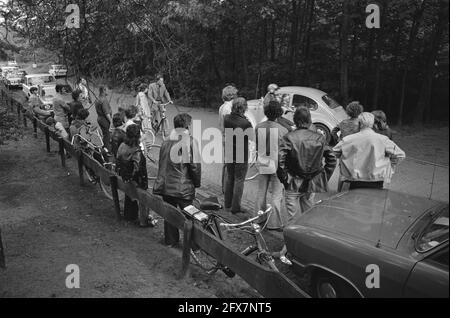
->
[284, 189, 449, 298]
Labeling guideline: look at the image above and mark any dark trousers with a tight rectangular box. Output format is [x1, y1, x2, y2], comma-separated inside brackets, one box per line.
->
[163, 196, 193, 246]
[98, 119, 111, 151]
[124, 195, 138, 221]
[224, 163, 248, 213]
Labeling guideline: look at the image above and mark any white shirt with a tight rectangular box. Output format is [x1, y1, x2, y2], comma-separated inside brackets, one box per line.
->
[136, 92, 151, 117]
[333, 128, 406, 183]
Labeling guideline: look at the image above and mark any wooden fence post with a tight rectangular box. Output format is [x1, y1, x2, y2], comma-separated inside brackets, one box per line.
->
[32, 117, 38, 138]
[59, 139, 66, 167]
[45, 127, 51, 152]
[110, 176, 122, 220]
[179, 220, 194, 279]
[77, 153, 84, 186]
[0, 227, 5, 269]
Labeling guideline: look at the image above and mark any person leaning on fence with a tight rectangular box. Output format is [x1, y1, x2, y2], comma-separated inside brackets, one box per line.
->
[110, 113, 126, 158]
[223, 97, 255, 215]
[45, 117, 69, 141]
[333, 112, 406, 191]
[117, 124, 158, 228]
[331, 101, 364, 145]
[53, 84, 71, 132]
[254, 100, 289, 230]
[69, 109, 90, 150]
[153, 113, 201, 247]
[95, 86, 113, 151]
[372, 110, 393, 140]
[123, 106, 139, 131]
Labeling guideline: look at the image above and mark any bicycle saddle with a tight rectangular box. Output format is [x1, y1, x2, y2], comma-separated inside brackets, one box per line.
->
[199, 197, 222, 211]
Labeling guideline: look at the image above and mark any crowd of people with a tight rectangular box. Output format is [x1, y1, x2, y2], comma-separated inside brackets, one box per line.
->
[25, 73, 407, 257]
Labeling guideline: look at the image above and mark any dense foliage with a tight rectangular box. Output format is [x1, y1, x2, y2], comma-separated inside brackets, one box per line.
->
[1, 0, 449, 124]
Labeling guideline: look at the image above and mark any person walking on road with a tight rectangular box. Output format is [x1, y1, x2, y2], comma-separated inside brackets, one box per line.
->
[333, 112, 405, 191]
[153, 113, 201, 247]
[95, 86, 113, 151]
[223, 97, 255, 214]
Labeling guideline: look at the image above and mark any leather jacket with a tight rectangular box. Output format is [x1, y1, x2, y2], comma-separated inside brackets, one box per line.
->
[153, 129, 201, 200]
[278, 127, 337, 193]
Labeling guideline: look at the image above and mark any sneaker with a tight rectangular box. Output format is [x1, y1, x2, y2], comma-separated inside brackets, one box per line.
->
[280, 256, 293, 266]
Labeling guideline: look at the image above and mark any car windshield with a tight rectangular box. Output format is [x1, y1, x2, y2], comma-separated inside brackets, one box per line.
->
[322, 94, 342, 110]
[417, 206, 449, 253]
[29, 76, 55, 85]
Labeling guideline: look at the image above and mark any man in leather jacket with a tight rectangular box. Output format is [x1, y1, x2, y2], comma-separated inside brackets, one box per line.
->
[277, 106, 337, 224]
[153, 113, 201, 246]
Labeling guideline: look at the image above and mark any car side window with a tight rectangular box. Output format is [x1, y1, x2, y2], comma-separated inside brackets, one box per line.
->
[292, 94, 318, 111]
[429, 248, 449, 267]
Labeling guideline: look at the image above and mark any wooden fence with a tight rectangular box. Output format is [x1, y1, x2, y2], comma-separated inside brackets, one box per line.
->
[0, 86, 309, 298]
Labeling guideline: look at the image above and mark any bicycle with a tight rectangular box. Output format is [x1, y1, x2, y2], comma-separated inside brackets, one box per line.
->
[71, 125, 125, 202]
[183, 199, 278, 276]
[152, 101, 172, 141]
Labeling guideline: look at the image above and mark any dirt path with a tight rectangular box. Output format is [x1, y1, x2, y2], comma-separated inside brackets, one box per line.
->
[0, 106, 259, 298]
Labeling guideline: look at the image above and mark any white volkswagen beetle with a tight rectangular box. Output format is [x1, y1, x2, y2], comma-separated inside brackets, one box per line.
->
[246, 87, 348, 143]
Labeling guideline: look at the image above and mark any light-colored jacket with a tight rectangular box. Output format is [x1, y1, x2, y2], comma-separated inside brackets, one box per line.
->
[148, 82, 171, 106]
[333, 128, 406, 183]
[135, 92, 151, 117]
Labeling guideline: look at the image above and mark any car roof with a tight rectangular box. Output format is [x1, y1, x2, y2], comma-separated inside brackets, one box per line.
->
[278, 86, 328, 100]
[26, 73, 54, 78]
[289, 189, 444, 249]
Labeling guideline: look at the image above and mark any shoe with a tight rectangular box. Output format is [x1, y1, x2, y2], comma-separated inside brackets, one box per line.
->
[280, 256, 293, 266]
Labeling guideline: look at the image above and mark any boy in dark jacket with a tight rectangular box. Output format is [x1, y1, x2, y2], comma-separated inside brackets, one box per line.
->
[153, 113, 201, 246]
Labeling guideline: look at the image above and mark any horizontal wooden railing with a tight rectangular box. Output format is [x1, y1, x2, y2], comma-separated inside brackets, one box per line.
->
[0, 86, 309, 298]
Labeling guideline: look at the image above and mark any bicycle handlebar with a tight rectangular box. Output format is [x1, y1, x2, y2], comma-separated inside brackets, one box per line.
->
[219, 205, 272, 229]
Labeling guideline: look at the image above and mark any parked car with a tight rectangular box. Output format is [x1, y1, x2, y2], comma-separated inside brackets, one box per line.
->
[246, 87, 348, 142]
[7, 60, 18, 67]
[5, 72, 23, 89]
[22, 74, 57, 97]
[1, 66, 19, 81]
[284, 189, 449, 298]
[49, 64, 68, 77]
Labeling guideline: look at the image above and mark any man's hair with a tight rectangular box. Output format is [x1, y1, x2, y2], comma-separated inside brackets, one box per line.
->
[372, 110, 387, 124]
[359, 112, 375, 129]
[231, 97, 247, 115]
[124, 105, 138, 119]
[45, 117, 56, 126]
[264, 100, 283, 121]
[174, 113, 192, 129]
[72, 89, 81, 101]
[125, 124, 141, 147]
[346, 101, 364, 119]
[98, 86, 107, 96]
[30, 87, 38, 94]
[222, 85, 238, 102]
[267, 83, 279, 92]
[113, 113, 124, 128]
[77, 109, 90, 121]
[293, 106, 312, 128]
[155, 73, 163, 81]
[55, 84, 64, 93]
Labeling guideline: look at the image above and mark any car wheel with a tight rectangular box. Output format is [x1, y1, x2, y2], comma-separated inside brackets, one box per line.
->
[313, 272, 360, 298]
[314, 123, 331, 144]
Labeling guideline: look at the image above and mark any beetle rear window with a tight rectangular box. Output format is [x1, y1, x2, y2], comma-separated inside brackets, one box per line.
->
[322, 95, 342, 110]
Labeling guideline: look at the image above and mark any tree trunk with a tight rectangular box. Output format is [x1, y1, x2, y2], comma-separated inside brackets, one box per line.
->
[397, 0, 427, 126]
[339, 0, 350, 104]
[414, 1, 448, 125]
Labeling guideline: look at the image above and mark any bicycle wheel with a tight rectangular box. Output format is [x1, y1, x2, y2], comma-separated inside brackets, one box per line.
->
[245, 162, 259, 181]
[190, 223, 221, 274]
[145, 144, 161, 181]
[100, 164, 125, 202]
